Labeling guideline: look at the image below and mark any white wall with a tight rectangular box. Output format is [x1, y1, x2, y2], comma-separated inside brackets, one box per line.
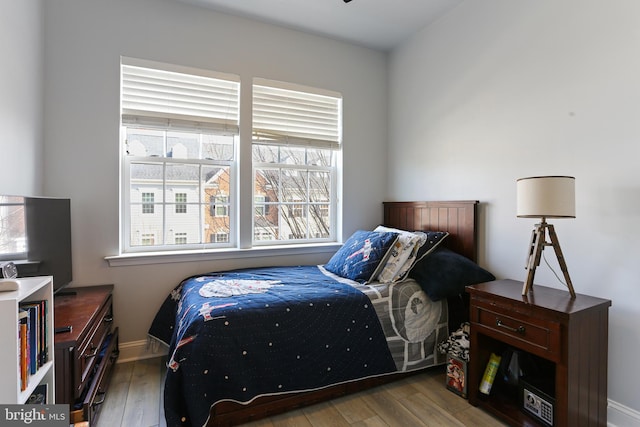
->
[389, 0, 640, 418]
[41, 0, 387, 349]
[0, 0, 43, 195]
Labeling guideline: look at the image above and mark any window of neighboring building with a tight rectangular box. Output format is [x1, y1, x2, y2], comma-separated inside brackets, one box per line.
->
[175, 193, 187, 214]
[254, 195, 266, 216]
[141, 233, 155, 245]
[212, 195, 229, 217]
[142, 193, 155, 214]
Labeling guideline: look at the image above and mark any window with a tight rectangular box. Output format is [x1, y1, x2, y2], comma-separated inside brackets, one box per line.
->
[215, 232, 229, 243]
[120, 59, 341, 256]
[254, 195, 266, 216]
[121, 58, 239, 252]
[141, 234, 155, 245]
[0, 196, 27, 259]
[175, 193, 187, 214]
[252, 80, 341, 244]
[211, 195, 229, 217]
[142, 193, 154, 214]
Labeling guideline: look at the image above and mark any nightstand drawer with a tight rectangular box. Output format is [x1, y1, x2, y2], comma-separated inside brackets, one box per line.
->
[473, 304, 561, 361]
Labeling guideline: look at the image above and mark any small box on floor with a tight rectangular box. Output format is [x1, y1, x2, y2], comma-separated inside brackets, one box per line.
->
[446, 353, 467, 398]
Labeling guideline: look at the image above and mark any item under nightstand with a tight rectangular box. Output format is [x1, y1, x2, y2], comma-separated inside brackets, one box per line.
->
[466, 279, 610, 427]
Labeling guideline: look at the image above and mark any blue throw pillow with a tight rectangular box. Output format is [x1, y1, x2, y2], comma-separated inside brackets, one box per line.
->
[325, 230, 399, 283]
[409, 247, 495, 301]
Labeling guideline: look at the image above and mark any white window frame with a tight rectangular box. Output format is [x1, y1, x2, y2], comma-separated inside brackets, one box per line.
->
[120, 57, 239, 254]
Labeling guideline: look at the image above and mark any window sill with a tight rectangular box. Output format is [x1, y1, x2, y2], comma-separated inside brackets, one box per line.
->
[105, 243, 342, 267]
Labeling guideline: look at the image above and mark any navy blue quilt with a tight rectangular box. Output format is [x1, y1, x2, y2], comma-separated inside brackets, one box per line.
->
[148, 266, 397, 427]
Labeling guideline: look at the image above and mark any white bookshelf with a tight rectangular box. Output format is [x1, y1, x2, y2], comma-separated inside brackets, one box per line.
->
[0, 276, 55, 404]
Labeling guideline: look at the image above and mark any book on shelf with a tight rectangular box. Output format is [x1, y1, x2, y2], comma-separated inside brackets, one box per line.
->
[21, 303, 39, 374]
[42, 299, 49, 364]
[36, 299, 48, 366]
[18, 299, 50, 389]
[19, 310, 29, 391]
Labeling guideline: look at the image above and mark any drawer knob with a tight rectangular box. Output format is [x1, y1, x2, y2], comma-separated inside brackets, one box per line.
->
[496, 319, 525, 334]
[103, 316, 113, 323]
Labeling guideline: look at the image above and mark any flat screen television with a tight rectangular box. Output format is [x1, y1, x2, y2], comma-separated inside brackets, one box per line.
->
[0, 195, 73, 293]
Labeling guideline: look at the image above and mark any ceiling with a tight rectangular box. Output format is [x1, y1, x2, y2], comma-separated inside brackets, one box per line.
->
[176, 0, 464, 51]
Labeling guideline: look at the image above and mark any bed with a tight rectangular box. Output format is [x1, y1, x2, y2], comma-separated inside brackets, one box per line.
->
[149, 200, 490, 427]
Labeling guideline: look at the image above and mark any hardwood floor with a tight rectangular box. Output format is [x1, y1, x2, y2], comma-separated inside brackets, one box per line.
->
[96, 357, 506, 427]
[96, 357, 166, 427]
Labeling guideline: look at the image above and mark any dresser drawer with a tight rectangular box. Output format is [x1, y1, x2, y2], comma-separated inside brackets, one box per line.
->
[77, 296, 114, 397]
[71, 328, 119, 425]
[472, 302, 561, 361]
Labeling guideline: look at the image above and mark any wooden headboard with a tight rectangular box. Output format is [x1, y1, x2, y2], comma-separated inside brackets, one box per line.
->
[383, 201, 479, 262]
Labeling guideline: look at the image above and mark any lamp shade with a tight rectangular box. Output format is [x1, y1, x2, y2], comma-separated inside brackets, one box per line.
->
[517, 176, 575, 218]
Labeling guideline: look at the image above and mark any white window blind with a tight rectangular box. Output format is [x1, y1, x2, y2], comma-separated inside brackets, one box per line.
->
[122, 61, 240, 134]
[252, 82, 342, 149]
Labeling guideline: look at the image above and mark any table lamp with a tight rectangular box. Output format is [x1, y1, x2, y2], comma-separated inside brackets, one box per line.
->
[517, 176, 576, 298]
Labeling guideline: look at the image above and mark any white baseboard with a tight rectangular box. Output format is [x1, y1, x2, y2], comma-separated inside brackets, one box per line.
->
[608, 399, 640, 427]
[116, 340, 640, 425]
[117, 339, 168, 363]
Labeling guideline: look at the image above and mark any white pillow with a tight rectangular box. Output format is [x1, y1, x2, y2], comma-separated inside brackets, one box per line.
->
[374, 225, 427, 283]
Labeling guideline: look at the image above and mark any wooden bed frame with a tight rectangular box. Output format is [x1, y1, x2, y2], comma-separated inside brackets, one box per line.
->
[207, 200, 479, 426]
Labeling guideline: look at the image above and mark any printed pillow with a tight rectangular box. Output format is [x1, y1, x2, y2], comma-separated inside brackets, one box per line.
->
[374, 226, 427, 283]
[409, 247, 495, 301]
[324, 230, 399, 283]
[413, 231, 449, 264]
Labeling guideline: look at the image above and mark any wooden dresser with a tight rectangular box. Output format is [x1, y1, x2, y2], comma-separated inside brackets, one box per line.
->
[54, 285, 119, 425]
[467, 280, 611, 427]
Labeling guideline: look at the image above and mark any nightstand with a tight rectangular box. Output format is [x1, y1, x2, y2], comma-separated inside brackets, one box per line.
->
[466, 279, 611, 427]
